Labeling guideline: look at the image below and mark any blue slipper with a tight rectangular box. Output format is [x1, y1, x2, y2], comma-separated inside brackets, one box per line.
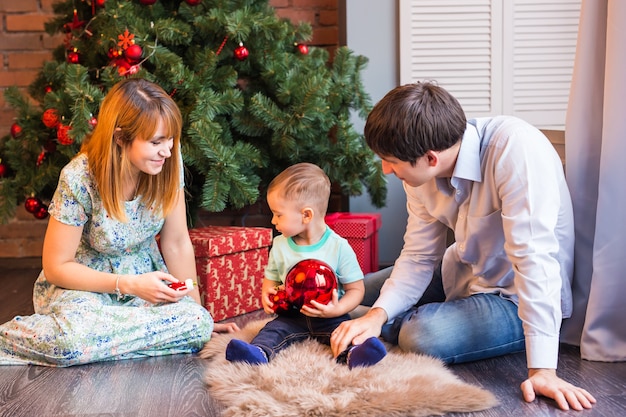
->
[347, 337, 387, 369]
[225, 339, 268, 365]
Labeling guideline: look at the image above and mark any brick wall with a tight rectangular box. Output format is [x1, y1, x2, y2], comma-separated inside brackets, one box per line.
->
[0, 0, 339, 258]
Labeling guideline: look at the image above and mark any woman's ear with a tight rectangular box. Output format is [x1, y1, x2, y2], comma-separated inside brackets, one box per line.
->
[301, 207, 314, 224]
[113, 127, 124, 146]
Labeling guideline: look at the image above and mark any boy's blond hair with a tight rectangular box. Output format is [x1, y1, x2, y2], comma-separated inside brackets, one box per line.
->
[267, 163, 331, 215]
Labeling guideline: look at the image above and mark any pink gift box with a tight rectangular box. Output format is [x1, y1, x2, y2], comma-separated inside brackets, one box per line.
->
[325, 213, 382, 274]
[189, 226, 272, 321]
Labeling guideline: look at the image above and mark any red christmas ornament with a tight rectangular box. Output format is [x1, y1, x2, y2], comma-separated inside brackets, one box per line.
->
[63, 9, 85, 33]
[168, 279, 195, 291]
[43, 139, 57, 154]
[234, 43, 249, 61]
[36, 150, 47, 166]
[44, 85, 53, 94]
[67, 50, 80, 64]
[10, 123, 22, 138]
[42, 109, 60, 128]
[124, 44, 142, 62]
[95, 0, 106, 7]
[108, 48, 121, 59]
[24, 196, 42, 214]
[56, 124, 73, 145]
[89, 116, 98, 128]
[0, 159, 6, 177]
[185, 0, 202, 5]
[296, 43, 309, 55]
[34, 205, 49, 220]
[111, 58, 132, 76]
[139, 0, 157, 4]
[271, 259, 337, 314]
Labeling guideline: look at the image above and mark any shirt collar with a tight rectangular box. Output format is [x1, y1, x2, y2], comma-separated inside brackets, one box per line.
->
[452, 121, 482, 184]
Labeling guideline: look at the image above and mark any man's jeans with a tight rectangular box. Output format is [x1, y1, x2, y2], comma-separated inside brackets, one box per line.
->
[362, 266, 525, 364]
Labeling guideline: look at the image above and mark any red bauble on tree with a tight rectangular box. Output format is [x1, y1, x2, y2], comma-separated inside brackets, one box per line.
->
[296, 43, 309, 55]
[139, 0, 157, 5]
[42, 109, 60, 128]
[95, 0, 106, 7]
[44, 85, 53, 94]
[0, 159, 7, 177]
[44, 139, 57, 154]
[67, 50, 80, 64]
[56, 124, 73, 145]
[34, 205, 49, 220]
[111, 57, 132, 76]
[234, 43, 249, 61]
[10, 123, 22, 138]
[24, 196, 42, 214]
[36, 150, 47, 166]
[108, 48, 121, 59]
[124, 44, 142, 63]
[185, 0, 202, 5]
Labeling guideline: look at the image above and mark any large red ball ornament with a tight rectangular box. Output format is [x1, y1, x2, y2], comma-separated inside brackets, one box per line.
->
[234, 43, 249, 61]
[56, 124, 74, 145]
[24, 196, 42, 214]
[34, 205, 49, 220]
[0, 160, 6, 177]
[42, 109, 60, 128]
[185, 0, 202, 5]
[124, 44, 142, 62]
[10, 123, 22, 138]
[272, 259, 337, 314]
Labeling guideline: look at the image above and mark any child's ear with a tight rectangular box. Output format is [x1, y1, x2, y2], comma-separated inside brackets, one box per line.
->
[302, 207, 314, 223]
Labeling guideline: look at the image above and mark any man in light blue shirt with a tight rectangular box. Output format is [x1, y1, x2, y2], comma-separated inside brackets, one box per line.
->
[330, 82, 596, 411]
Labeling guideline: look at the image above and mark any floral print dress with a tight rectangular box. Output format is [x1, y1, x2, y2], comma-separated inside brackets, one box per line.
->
[0, 154, 213, 367]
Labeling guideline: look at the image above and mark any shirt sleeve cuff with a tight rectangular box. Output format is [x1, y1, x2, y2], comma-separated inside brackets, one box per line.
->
[372, 294, 406, 324]
[525, 335, 560, 369]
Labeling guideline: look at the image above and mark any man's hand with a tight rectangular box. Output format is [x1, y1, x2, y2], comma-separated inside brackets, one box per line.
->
[520, 368, 596, 411]
[330, 307, 388, 357]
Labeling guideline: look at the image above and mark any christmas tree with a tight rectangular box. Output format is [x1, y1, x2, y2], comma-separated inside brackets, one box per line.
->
[0, 0, 386, 225]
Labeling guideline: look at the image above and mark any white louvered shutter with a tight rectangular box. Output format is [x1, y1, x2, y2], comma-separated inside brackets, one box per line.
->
[399, 0, 580, 129]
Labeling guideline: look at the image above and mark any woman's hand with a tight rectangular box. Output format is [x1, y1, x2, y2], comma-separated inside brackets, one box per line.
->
[119, 271, 193, 304]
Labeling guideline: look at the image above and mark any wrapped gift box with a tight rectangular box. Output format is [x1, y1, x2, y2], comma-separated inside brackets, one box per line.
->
[189, 226, 273, 321]
[325, 213, 382, 274]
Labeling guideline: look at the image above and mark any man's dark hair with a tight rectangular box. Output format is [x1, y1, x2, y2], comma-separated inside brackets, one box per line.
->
[364, 81, 467, 164]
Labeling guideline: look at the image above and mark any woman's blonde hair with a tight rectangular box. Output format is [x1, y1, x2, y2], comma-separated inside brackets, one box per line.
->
[267, 163, 331, 215]
[80, 78, 182, 222]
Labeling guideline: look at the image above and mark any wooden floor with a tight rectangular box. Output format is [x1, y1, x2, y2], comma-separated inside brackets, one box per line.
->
[1, 258, 625, 417]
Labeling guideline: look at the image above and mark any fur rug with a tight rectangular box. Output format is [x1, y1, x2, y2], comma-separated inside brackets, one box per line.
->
[200, 319, 498, 417]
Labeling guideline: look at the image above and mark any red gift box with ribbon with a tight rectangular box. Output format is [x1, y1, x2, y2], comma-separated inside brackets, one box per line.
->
[189, 226, 272, 321]
[325, 212, 382, 274]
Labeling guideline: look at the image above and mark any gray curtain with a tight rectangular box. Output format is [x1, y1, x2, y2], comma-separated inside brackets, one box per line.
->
[560, 0, 626, 361]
